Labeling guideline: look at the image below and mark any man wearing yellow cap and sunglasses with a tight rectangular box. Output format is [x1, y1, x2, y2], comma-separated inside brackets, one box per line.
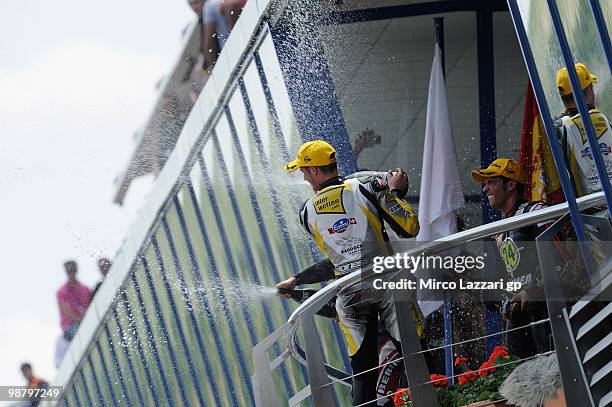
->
[277, 139, 422, 406]
[555, 62, 612, 197]
[472, 158, 553, 359]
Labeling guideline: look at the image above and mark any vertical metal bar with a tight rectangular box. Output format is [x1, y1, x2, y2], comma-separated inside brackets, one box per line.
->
[477, 5, 499, 225]
[184, 184, 244, 406]
[121, 286, 172, 402]
[252, 324, 290, 407]
[168, 196, 224, 405]
[238, 79, 304, 284]
[195, 149, 259, 346]
[392, 289, 439, 407]
[588, 0, 612, 91]
[139, 251, 190, 406]
[78, 368, 94, 406]
[157, 215, 218, 406]
[96, 342, 119, 406]
[434, 15, 454, 384]
[71, 383, 82, 407]
[547, 0, 612, 222]
[506, 0, 595, 272]
[222, 104, 292, 320]
[125, 274, 174, 405]
[536, 223, 595, 406]
[182, 159, 256, 405]
[86, 354, 106, 407]
[98, 330, 131, 407]
[301, 305, 336, 406]
[113, 305, 146, 406]
[209, 132, 295, 393]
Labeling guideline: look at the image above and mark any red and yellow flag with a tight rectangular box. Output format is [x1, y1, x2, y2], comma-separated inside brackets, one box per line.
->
[519, 82, 565, 204]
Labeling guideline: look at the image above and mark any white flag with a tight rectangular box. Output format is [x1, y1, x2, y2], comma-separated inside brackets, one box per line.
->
[416, 44, 465, 316]
[418, 44, 465, 241]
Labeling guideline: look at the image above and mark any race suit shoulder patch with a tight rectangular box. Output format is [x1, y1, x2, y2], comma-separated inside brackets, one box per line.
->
[314, 185, 346, 214]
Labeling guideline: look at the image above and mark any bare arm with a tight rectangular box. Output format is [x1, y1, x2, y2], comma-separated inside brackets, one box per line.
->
[203, 21, 219, 71]
[59, 302, 82, 322]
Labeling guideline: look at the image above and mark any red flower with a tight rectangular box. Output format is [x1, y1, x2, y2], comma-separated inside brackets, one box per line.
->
[492, 345, 508, 353]
[478, 361, 496, 377]
[488, 347, 509, 365]
[454, 357, 468, 366]
[393, 388, 410, 406]
[430, 374, 448, 387]
[458, 370, 478, 385]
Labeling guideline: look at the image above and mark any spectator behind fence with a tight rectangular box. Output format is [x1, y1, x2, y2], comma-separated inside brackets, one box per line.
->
[471, 158, 553, 358]
[57, 260, 91, 341]
[91, 257, 111, 298]
[555, 62, 612, 197]
[203, 0, 245, 70]
[20, 362, 48, 407]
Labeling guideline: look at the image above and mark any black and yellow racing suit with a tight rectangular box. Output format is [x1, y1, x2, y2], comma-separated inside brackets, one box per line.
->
[294, 174, 422, 406]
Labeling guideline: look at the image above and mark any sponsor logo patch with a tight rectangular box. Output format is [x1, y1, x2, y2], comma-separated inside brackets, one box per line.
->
[581, 143, 612, 160]
[314, 186, 346, 214]
[328, 218, 356, 234]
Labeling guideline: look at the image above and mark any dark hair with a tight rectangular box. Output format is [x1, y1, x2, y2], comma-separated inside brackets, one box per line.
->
[561, 92, 574, 106]
[318, 162, 338, 174]
[20, 362, 32, 371]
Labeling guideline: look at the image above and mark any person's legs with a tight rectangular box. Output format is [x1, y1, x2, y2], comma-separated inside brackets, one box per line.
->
[63, 322, 80, 341]
[350, 310, 379, 406]
[530, 302, 554, 353]
[505, 309, 536, 359]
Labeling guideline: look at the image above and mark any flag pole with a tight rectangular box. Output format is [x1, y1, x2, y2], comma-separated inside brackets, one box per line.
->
[433, 16, 454, 384]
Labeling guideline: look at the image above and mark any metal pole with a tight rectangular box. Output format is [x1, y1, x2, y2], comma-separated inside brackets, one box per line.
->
[547, 0, 612, 224]
[434, 16, 454, 384]
[506, 0, 596, 276]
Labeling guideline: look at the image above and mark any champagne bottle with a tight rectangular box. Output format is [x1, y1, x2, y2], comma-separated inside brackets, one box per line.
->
[277, 288, 337, 319]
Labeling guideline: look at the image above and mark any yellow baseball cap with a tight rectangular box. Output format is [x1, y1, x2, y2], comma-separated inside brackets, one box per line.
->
[284, 140, 337, 172]
[556, 63, 598, 96]
[471, 158, 527, 184]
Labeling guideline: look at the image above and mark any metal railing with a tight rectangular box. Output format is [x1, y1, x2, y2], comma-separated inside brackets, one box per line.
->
[252, 191, 607, 406]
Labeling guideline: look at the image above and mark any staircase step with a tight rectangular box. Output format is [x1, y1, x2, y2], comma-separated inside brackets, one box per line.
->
[570, 270, 611, 319]
[584, 331, 612, 364]
[599, 389, 612, 407]
[590, 360, 612, 387]
[576, 302, 612, 341]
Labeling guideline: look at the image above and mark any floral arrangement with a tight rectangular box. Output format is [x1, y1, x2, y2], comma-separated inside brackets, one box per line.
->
[393, 346, 520, 407]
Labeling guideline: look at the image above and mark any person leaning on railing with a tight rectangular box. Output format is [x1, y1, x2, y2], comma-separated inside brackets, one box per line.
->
[471, 158, 554, 359]
[277, 140, 424, 406]
[555, 62, 612, 198]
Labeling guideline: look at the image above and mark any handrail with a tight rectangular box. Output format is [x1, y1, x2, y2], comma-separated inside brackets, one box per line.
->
[284, 191, 606, 369]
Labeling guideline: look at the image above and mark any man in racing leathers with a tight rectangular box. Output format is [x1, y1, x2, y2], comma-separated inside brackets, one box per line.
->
[277, 140, 423, 406]
[555, 62, 612, 197]
[472, 158, 553, 358]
